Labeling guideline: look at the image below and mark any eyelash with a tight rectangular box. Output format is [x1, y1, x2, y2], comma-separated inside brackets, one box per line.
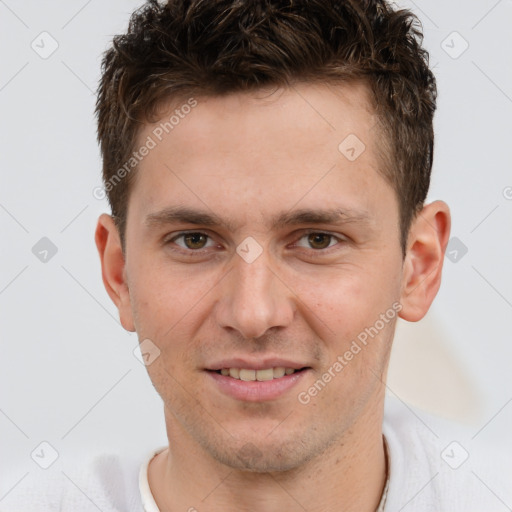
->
[164, 230, 346, 255]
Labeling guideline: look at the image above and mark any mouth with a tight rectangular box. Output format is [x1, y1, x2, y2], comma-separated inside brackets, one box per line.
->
[205, 365, 311, 401]
[210, 367, 309, 381]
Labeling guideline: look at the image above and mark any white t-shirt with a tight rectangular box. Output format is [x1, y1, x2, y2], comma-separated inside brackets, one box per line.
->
[3, 397, 510, 511]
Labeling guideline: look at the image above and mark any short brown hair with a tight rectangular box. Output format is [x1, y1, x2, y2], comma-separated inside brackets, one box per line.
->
[96, 0, 436, 254]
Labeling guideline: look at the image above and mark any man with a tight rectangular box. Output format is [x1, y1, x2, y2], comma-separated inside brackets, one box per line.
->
[93, 0, 512, 510]
[8, 0, 508, 510]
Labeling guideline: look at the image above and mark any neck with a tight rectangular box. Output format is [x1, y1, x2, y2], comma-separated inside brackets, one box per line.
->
[149, 396, 387, 512]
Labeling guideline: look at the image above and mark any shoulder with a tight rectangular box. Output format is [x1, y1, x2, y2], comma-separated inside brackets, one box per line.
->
[383, 395, 512, 511]
[2, 447, 159, 511]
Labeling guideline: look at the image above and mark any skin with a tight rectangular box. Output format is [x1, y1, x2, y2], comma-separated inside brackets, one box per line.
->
[96, 81, 450, 512]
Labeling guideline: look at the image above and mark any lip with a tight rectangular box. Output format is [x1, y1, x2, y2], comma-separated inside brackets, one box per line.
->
[206, 368, 310, 402]
[205, 358, 306, 371]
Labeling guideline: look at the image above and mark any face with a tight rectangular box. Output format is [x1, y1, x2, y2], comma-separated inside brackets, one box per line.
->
[115, 82, 407, 471]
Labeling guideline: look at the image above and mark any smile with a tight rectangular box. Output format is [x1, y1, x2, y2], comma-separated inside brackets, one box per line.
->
[207, 366, 310, 401]
[217, 367, 297, 381]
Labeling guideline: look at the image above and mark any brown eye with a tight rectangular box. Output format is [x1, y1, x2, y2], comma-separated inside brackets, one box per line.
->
[183, 233, 209, 249]
[307, 233, 333, 250]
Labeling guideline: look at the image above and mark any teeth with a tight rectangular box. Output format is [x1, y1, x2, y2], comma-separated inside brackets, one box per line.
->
[219, 367, 296, 380]
[239, 369, 256, 381]
[273, 367, 286, 378]
[256, 368, 274, 381]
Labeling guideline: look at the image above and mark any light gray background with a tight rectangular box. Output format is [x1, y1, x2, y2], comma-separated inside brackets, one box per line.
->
[1, 0, 511, 503]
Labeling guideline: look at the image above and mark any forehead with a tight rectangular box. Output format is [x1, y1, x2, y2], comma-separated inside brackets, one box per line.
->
[146, 81, 377, 161]
[129, 82, 393, 228]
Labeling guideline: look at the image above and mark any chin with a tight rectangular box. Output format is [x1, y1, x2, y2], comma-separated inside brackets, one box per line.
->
[202, 431, 333, 474]
[221, 448, 304, 473]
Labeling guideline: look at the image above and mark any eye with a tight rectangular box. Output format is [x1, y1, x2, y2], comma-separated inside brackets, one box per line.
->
[295, 232, 341, 250]
[170, 232, 216, 250]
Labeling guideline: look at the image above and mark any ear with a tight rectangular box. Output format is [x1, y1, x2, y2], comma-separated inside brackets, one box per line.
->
[399, 201, 451, 322]
[94, 214, 135, 332]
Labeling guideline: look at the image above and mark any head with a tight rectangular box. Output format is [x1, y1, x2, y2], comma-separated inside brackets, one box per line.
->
[96, 0, 437, 255]
[95, 0, 450, 472]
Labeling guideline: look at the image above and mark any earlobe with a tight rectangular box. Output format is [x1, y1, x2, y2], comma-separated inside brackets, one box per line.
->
[399, 201, 451, 322]
[94, 214, 135, 332]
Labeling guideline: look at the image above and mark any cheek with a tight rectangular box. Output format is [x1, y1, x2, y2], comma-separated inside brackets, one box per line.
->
[294, 264, 401, 354]
[127, 265, 220, 379]
[128, 257, 213, 329]
[297, 272, 378, 327]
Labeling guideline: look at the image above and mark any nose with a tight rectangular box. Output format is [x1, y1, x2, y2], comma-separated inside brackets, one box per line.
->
[214, 251, 295, 340]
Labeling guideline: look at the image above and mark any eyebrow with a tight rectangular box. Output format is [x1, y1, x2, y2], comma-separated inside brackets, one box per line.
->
[144, 205, 372, 232]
